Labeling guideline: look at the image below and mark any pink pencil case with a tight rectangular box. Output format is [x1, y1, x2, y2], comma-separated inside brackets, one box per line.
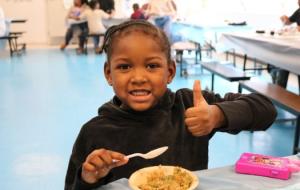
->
[235, 152, 300, 180]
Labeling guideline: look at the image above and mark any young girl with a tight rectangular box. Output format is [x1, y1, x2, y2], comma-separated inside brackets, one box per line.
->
[65, 20, 277, 190]
[79, 0, 113, 54]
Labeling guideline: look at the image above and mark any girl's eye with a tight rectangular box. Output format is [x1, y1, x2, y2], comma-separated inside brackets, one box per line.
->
[117, 64, 131, 70]
[146, 63, 160, 69]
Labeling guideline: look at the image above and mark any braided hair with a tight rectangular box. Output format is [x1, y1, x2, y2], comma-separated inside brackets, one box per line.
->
[102, 20, 172, 64]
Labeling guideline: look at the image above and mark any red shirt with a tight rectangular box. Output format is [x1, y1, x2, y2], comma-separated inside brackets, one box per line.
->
[130, 10, 146, 20]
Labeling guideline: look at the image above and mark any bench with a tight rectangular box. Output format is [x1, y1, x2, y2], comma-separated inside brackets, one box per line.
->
[172, 41, 200, 76]
[227, 51, 300, 94]
[171, 41, 214, 77]
[0, 32, 26, 56]
[239, 80, 300, 154]
[201, 62, 251, 92]
[83, 33, 105, 54]
[9, 32, 26, 49]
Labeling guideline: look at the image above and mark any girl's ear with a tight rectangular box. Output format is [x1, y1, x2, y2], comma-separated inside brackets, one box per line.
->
[167, 60, 176, 84]
[104, 62, 112, 86]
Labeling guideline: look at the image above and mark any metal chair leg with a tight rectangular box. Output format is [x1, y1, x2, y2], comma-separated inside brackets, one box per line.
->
[298, 75, 300, 95]
[243, 54, 248, 71]
[211, 74, 215, 91]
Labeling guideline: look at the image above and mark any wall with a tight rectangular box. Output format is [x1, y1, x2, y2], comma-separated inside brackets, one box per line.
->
[47, 0, 68, 45]
[1, 0, 48, 44]
[1, 0, 129, 45]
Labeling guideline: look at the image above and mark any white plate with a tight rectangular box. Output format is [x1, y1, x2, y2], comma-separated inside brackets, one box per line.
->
[128, 165, 199, 190]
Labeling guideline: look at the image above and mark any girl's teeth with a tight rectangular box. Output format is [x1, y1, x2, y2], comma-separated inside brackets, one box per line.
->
[132, 91, 148, 96]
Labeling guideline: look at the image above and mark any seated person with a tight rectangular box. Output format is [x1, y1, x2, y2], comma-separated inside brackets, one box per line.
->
[60, 0, 88, 53]
[130, 3, 146, 20]
[280, 0, 300, 31]
[268, 66, 289, 88]
[77, 0, 113, 54]
[0, 5, 6, 37]
[146, 0, 176, 28]
[0, 5, 9, 50]
[145, 0, 177, 42]
[98, 0, 115, 14]
[269, 0, 300, 88]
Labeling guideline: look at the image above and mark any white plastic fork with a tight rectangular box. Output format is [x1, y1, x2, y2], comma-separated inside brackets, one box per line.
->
[126, 146, 168, 160]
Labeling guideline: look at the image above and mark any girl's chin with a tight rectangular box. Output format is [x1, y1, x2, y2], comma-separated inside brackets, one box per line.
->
[120, 102, 152, 111]
[129, 104, 153, 111]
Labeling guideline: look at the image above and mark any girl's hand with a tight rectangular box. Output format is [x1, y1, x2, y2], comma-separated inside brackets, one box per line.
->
[81, 149, 128, 184]
[184, 80, 225, 136]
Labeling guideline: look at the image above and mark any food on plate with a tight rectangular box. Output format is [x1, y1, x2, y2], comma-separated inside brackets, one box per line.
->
[129, 165, 198, 190]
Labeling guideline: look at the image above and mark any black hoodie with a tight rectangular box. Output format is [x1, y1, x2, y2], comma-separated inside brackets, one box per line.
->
[65, 88, 277, 190]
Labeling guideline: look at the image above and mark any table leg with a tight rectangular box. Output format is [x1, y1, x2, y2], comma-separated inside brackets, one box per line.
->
[293, 116, 300, 154]
[211, 73, 215, 91]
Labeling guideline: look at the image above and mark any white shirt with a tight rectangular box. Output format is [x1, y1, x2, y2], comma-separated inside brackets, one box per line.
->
[0, 6, 6, 37]
[65, 4, 88, 28]
[147, 0, 176, 17]
[80, 9, 110, 34]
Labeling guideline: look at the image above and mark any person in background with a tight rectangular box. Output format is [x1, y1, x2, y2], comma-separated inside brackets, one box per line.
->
[268, 67, 291, 89]
[0, 5, 9, 50]
[170, 0, 177, 12]
[60, 0, 88, 53]
[0, 5, 6, 37]
[141, 3, 149, 12]
[281, 0, 300, 31]
[146, 0, 177, 42]
[64, 20, 277, 190]
[140, 3, 150, 19]
[98, 0, 115, 14]
[269, 0, 300, 89]
[77, 0, 113, 54]
[130, 3, 146, 20]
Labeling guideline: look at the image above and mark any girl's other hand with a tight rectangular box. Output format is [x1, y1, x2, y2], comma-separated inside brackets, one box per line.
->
[81, 149, 128, 184]
[185, 80, 225, 136]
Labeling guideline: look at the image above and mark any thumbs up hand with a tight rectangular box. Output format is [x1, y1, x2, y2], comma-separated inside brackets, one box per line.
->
[184, 80, 225, 136]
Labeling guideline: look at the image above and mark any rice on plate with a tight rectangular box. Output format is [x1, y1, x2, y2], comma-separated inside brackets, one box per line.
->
[129, 165, 199, 190]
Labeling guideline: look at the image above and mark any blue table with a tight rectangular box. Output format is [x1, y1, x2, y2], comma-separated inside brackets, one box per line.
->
[96, 156, 300, 190]
[171, 21, 252, 45]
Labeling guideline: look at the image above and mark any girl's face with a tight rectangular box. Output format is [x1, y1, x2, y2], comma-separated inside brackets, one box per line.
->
[104, 32, 175, 111]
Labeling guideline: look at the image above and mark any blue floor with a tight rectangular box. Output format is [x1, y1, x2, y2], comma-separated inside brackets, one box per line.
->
[0, 48, 296, 190]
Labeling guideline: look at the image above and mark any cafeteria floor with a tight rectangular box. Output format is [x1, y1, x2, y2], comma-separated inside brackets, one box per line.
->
[0, 47, 298, 190]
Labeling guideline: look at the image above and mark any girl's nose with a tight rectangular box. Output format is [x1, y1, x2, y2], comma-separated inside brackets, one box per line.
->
[130, 69, 147, 84]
